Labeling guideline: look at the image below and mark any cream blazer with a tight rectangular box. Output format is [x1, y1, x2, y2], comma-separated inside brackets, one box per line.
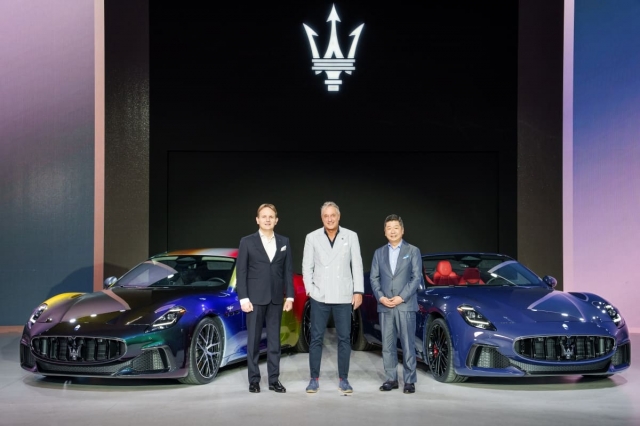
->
[302, 226, 364, 304]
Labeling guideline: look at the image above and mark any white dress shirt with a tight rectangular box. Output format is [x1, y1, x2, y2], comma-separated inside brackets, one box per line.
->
[260, 230, 277, 261]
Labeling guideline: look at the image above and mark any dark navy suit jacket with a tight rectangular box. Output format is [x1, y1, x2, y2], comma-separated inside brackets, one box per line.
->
[236, 232, 294, 305]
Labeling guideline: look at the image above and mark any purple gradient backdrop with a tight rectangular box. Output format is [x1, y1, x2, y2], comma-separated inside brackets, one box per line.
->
[568, 0, 640, 332]
[0, 1, 95, 325]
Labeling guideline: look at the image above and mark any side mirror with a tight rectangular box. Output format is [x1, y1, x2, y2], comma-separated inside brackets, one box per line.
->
[103, 276, 118, 289]
[542, 275, 557, 289]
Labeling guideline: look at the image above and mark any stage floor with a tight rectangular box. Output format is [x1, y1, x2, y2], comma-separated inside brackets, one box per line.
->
[1, 330, 638, 426]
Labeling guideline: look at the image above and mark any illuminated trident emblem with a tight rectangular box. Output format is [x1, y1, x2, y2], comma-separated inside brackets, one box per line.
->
[303, 4, 364, 91]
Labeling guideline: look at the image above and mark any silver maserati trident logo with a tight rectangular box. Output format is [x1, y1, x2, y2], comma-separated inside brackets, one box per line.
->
[303, 4, 364, 91]
[67, 337, 83, 361]
[559, 337, 575, 360]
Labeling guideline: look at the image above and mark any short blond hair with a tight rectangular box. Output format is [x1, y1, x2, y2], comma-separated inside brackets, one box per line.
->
[257, 203, 278, 217]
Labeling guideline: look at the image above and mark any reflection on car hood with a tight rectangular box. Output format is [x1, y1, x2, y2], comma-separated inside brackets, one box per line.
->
[429, 287, 610, 323]
[49, 288, 196, 325]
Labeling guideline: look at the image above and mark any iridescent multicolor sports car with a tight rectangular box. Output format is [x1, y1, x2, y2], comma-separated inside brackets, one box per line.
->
[352, 252, 631, 382]
[19, 248, 310, 384]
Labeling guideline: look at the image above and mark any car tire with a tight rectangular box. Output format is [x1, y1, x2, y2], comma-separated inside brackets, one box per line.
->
[426, 318, 467, 383]
[295, 301, 311, 353]
[178, 316, 224, 384]
[351, 308, 373, 351]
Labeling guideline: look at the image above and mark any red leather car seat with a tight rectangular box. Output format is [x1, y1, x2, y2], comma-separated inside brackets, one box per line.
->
[459, 267, 484, 285]
[433, 260, 459, 285]
[423, 266, 435, 285]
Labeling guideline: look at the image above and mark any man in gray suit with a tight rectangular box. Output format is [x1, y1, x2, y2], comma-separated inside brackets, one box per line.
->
[302, 201, 364, 394]
[369, 214, 422, 394]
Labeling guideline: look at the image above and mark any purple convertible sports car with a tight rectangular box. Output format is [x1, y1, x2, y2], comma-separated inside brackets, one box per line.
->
[352, 252, 631, 383]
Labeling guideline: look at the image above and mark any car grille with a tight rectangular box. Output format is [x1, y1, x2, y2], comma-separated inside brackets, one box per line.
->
[515, 335, 615, 361]
[468, 344, 612, 375]
[35, 348, 169, 376]
[31, 336, 126, 364]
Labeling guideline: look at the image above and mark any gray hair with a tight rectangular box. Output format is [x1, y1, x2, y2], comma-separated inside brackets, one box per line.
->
[384, 214, 404, 228]
[320, 201, 340, 215]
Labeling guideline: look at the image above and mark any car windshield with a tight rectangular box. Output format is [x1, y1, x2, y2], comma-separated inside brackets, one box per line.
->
[114, 255, 235, 288]
[423, 254, 543, 287]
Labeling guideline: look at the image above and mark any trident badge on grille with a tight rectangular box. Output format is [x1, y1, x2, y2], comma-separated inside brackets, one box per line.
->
[67, 337, 83, 361]
[559, 336, 575, 360]
[303, 4, 364, 91]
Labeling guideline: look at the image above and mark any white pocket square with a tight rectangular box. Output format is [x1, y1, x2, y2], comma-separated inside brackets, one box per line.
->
[403, 255, 409, 259]
[280, 245, 287, 251]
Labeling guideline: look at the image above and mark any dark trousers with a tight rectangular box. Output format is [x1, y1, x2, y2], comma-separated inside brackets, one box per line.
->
[308, 298, 352, 379]
[245, 302, 282, 383]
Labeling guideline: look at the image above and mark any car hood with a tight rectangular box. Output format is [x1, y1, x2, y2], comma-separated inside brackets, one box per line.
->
[44, 288, 192, 326]
[430, 287, 612, 324]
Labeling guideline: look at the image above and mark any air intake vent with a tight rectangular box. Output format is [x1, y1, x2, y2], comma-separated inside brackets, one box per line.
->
[468, 345, 511, 369]
[611, 342, 631, 367]
[20, 343, 36, 368]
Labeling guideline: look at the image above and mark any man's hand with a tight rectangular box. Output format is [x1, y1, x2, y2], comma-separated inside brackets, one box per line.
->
[352, 293, 363, 310]
[379, 296, 395, 308]
[283, 300, 293, 312]
[241, 300, 254, 313]
[388, 296, 404, 306]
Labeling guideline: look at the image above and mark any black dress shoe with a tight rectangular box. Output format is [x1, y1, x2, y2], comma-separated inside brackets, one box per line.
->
[268, 380, 286, 393]
[379, 380, 399, 391]
[249, 382, 260, 393]
[403, 383, 415, 394]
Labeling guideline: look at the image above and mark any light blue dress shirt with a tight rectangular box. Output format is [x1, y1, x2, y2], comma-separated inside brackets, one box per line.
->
[388, 240, 403, 274]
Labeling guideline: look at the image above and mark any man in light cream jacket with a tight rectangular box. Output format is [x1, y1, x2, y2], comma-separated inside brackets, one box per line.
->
[302, 201, 364, 394]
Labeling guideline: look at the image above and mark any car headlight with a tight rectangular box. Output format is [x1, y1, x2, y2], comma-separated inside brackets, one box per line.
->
[592, 301, 624, 327]
[28, 303, 48, 328]
[147, 306, 186, 332]
[457, 304, 496, 331]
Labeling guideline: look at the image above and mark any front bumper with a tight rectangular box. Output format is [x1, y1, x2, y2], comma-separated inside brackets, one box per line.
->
[451, 320, 631, 378]
[20, 323, 188, 379]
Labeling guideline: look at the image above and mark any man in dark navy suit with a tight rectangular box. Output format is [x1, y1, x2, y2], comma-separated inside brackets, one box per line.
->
[236, 203, 294, 393]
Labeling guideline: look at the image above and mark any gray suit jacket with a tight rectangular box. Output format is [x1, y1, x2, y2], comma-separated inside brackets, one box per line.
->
[302, 226, 364, 304]
[369, 240, 422, 312]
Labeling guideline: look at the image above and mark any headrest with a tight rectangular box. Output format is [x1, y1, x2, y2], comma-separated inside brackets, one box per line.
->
[462, 267, 480, 280]
[436, 260, 453, 275]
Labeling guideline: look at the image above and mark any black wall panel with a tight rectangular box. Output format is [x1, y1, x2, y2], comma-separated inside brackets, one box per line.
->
[150, 2, 518, 262]
[167, 151, 499, 271]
